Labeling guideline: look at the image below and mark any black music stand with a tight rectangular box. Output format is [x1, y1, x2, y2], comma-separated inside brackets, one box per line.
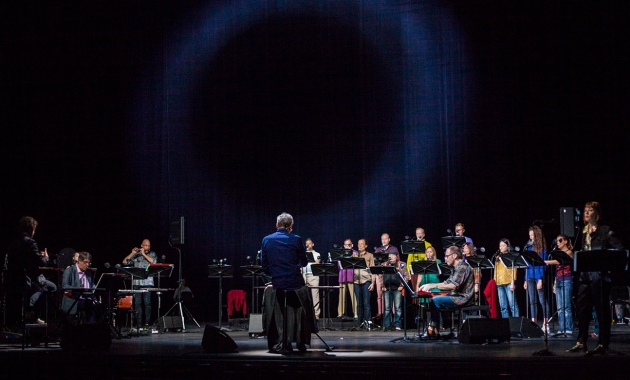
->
[145, 264, 179, 329]
[207, 265, 233, 331]
[329, 248, 353, 262]
[116, 266, 151, 330]
[311, 263, 338, 330]
[441, 236, 466, 250]
[96, 273, 126, 338]
[373, 252, 390, 264]
[401, 240, 426, 263]
[339, 258, 370, 330]
[370, 265, 416, 341]
[241, 265, 264, 314]
[438, 263, 453, 276]
[465, 255, 494, 306]
[411, 261, 441, 336]
[574, 249, 629, 272]
[498, 253, 527, 317]
[573, 249, 629, 356]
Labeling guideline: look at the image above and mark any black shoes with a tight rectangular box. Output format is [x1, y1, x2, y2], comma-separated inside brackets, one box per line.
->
[566, 342, 587, 353]
[585, 344, 607, 356]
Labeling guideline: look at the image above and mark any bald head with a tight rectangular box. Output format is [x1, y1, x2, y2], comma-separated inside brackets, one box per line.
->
[141, 239, 151, 253]
[381, 233, 390, 246]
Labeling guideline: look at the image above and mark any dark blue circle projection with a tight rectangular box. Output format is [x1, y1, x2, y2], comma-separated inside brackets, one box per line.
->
[131, 0, 469, 257]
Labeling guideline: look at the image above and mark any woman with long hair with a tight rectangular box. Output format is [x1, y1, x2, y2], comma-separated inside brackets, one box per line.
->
[553, 234, 574, 335]
[494, 238, 519, 318]
[524, 226, 550, 332]
[462, 242, 481, 303]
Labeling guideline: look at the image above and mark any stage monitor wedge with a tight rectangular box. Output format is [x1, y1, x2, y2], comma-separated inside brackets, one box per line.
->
[170, 216, 185, 245]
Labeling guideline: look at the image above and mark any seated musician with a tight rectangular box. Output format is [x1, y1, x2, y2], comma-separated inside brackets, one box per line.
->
[62, 251, 97, 323]
[419, 246, 474, 333]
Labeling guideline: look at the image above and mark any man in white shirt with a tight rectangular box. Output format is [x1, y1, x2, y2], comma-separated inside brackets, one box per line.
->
[302, 238, 321, 319]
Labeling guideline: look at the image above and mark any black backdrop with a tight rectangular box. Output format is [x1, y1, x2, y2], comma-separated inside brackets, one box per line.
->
[2, 0, 629, 320]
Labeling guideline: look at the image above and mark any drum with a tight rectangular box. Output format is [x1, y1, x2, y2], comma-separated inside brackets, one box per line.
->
[117, 295, 132, 309]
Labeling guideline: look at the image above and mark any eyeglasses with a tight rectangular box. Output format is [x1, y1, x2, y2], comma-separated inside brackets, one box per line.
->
[80, 260, 91, 266]
[455, 229, 463, 233]
[557, 238, 564, 243]
[444, 253, 455, 258]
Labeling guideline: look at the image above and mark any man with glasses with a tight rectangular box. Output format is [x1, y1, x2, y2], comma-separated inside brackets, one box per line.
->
[419, 246, 474, 335]
[62, 251, 96, 322]
[454, 223, 474, 246]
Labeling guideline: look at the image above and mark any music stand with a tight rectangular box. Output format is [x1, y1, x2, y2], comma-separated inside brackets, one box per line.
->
[573, 249, 629, 272]
[116, 266, 151, 329]
[145, 264, 177, 328]
[573, 249, 629, 356]
[441, 236, 466, 250]
[241, 265, 264, 314]
[497, 253, 527, 318]
[311, 263, 339, 330]
[95, 273, 126, 338]
[411, 261, 441, 335]
[338, 258, 370, 329]
[329, 248, 353, 262]
[370, 266, 416, 341]
[438, 263, 453, 276]
[401, 240, 426, 263]
[373, 252, 390, 264]
[207, 265, 233, 330]
[465, 255, 494, 306]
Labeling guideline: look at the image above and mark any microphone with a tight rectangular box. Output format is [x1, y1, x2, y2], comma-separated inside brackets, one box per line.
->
[114, 264, 121, 269]
[333, 244, 340, 249]
[246, 256, 251, 260]
[447, 229, 453, 237]
[405, 236, 411, 241]
[515, 246, 520, 252]
[161, 255, 166, 262]
[479, 247, 486, 253]
[104, 262, 111, 269]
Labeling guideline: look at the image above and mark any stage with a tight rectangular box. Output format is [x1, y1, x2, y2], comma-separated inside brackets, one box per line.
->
[2, 321, 629, 379]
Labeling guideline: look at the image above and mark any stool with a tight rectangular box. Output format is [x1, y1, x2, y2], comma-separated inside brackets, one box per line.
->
[23, 323, 48, 350]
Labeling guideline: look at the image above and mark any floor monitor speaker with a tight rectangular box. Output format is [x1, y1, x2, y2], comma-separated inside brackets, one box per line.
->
[458, 318, 510, 344]
[202, 324, 238, 353]
[509, 317, 544, 338]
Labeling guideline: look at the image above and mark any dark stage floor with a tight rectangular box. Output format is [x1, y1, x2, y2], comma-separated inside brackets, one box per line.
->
[2, 321, 630, 379]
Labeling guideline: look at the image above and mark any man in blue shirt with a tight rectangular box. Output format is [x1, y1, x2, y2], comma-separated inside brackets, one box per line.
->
[261, 213, 307, 290]
[261, 212, 315, 353]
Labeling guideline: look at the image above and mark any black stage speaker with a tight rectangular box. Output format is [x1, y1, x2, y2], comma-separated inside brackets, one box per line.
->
[509, 317, 544, 338]
[159, 316, 184, 332]
[60, 323, 112, 351]
[458, 318, 510, 344]
[248, 314, 263, 336]
[170, 216, 185, 245]
[560, 207, 576, 238]
[202, 324, 238, 353]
